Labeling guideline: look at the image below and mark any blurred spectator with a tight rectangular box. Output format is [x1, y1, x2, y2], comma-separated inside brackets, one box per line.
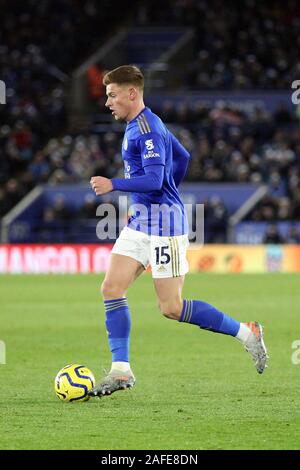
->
[40, 207, 57, 242]
[285, 225, 300, 244]
[4, 178, 25, 212]
[0, 188, 10, 217]
[78, 194, 98, 219]
[277, 198, 293, 221]
[87, 63, 105, 102]
[51, 195, 72, 221]
[274, 104, 294, 124]
[263, 224, 283, 244]
[205, 196, 228, 243]
[28, 151, 50, 182]
[160, 100, 177, 123]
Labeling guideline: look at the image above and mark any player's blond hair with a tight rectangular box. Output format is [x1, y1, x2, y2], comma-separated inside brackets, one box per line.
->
[103, 65, 144, 91]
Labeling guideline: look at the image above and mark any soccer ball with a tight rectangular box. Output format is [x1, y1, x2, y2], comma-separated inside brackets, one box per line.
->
[54, 363, 95, 402]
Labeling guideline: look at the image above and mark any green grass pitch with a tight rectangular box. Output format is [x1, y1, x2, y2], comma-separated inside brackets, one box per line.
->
[0, 273, 300, 450]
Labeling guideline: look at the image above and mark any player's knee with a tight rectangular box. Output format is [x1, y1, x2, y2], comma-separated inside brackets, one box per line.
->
[159, 300, 182, 320]
[100, 280, 124, 300]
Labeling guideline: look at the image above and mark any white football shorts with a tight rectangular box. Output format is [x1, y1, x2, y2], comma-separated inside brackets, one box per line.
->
[111, 226, 189, 278]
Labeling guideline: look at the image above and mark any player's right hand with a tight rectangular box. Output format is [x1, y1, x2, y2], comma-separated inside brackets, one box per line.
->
[90, 176, 113, 195]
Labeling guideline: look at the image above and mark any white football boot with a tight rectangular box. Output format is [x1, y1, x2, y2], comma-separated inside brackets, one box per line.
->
[244, 321, 268, 374]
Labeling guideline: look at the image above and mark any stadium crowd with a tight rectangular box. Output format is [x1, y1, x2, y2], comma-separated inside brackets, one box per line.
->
[0, 0, 136, 215]
[1, 102, 299, 220]
[137, 0, 300, 90]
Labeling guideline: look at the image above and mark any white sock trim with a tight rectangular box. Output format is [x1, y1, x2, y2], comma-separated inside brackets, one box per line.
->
[236, 323, 252, 344]
[110, 361, 131, 373]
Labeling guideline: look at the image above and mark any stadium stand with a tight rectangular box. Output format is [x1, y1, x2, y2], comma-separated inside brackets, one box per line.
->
[0, 0, 138, 214]
[1, 0, 300, 243]
[135, 0, 300, 90]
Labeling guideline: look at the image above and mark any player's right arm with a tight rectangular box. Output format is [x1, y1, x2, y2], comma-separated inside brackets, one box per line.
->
[170, 133, 190, 187]
[111, 164, 164, 192]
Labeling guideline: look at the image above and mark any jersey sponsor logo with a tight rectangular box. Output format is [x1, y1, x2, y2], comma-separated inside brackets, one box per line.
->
[145, 139, 154, 150]
[143, 151, 160, 159]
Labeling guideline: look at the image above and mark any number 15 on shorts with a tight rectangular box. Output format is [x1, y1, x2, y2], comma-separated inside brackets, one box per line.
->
[154, 246, 170, 265]
[151, 235, 189, 278]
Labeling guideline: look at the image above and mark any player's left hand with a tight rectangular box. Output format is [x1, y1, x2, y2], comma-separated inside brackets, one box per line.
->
[90, 176, 113, 195]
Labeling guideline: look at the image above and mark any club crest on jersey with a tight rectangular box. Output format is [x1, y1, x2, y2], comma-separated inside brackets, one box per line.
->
[123, 138, 128, 150]
[145, 139, 154, 150]
[124, 160, 130, 178]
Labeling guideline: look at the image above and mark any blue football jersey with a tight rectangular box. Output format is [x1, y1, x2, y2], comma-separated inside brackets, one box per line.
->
[121, 107, 188, 236]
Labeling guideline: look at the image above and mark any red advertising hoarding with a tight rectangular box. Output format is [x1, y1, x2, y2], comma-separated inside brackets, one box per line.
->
[0, 245, 113, 274]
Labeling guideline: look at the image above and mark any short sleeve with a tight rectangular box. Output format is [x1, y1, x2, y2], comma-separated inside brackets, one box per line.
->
[138, 132, 166, 168]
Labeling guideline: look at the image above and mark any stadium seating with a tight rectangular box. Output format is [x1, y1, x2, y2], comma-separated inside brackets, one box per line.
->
[1, 0, 300, 243]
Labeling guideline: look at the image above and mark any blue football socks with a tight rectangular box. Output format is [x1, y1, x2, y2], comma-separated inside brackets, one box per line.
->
[104, 298, 131, 363]
[179, 299, 240, 336]
[104, 297, 240, 364]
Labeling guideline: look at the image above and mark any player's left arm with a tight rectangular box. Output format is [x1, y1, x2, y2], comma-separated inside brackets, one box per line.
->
[171, 133, 190, 187]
